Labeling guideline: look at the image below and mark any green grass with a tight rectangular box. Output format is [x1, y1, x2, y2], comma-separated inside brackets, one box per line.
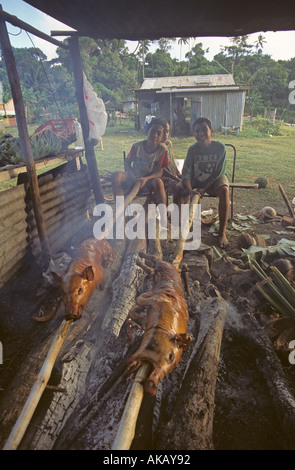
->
[2, 120, 295, 214]
[94, 122, 295, 214]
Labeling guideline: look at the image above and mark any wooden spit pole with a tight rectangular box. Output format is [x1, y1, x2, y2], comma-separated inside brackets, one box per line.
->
[112, 180, 142, 226]
[173, 193, 201, 269]
[3, 320, 72, 450]
[111, 193, 200, 450]
[112, 362, 151, 450]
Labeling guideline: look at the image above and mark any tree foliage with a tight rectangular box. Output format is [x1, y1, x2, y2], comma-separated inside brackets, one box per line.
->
[0, 35, 294, 123]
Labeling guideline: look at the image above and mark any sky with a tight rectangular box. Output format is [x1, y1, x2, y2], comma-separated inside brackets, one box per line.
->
[1, 0, 295, 63]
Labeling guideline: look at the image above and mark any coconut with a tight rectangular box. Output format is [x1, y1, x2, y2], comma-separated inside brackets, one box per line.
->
[271, 258, 294, 281]
[237, 233, 256, 249]
[261, 206, 277, 221]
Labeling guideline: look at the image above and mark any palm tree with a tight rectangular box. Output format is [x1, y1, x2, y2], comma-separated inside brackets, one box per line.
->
[254, 34, 266, 54]
[178, 37, 190, 61]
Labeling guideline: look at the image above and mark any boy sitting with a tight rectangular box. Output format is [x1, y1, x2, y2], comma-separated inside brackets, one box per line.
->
[173, 117, 230, 249]
[111, 118, 169, 233]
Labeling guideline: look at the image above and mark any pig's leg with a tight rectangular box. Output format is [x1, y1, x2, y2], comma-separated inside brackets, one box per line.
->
[136, 259, 154, 276]
[129, 294, 150, 328]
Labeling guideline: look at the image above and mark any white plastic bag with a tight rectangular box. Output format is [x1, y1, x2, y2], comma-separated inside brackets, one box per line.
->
[83, 72, 107, 145]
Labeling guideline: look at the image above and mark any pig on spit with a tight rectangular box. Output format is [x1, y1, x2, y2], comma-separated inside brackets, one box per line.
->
[52, 238, 114, 321]
[126, 251, 192, 396]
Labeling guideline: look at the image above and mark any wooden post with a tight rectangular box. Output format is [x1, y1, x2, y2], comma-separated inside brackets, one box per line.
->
[279, 184, 294, 218]
[0, 7, 51, 268]
[169, 92, 174, 136]
[0, 10, 68, 50]
[69, 35, 105, 204]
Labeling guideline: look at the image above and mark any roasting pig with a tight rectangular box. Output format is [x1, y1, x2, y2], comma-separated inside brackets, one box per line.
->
[53, 238, 114, 321]
[126, 252, 192, 396]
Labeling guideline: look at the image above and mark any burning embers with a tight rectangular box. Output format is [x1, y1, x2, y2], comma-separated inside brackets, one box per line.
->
[126, 252, 192, 396]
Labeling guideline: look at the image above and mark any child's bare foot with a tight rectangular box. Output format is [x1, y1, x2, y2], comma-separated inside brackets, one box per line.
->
[218, 234, 229, 249]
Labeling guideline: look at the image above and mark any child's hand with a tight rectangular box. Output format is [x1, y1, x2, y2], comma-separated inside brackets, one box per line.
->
[196, 187, 206, 198]
[189, 187, 204, 198]
[136, 176, 148, 189]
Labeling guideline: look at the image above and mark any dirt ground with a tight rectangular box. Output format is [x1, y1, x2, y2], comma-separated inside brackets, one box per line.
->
[1, 190, 295, 450]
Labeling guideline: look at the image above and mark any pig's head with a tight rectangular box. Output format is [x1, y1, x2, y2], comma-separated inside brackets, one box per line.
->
[127, 330, 192, 396]
[52, 266, 95, 321]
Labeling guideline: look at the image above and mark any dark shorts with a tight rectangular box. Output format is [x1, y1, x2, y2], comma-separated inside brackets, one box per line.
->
[180, 175, 229, 198]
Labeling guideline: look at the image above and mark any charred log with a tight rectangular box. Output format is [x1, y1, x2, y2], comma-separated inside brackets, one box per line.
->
[238, 312, 295, 450]
[157, 297, 228, 450]
[101, 238, 146, 337]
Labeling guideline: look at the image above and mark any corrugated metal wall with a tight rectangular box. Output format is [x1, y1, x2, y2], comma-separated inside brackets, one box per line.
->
[224, 91, 245, 130]
[201, 92, 227, 130]
[0, 161, 92, 288]
[0, 184, 28, 287]
[193, 90, 245, 131]
[137, 89, 246, 132]
[27, 164, 92, 257]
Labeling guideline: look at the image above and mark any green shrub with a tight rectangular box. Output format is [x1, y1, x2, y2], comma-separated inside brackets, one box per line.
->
[242, 118, 284, 137]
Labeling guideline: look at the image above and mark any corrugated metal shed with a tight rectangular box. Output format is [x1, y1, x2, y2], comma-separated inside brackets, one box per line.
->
[135, 74, 249, 134]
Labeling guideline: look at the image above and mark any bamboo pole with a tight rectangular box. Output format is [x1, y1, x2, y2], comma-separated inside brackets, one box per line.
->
[111, 190, 199, 450]
[110, 185, 154, 450]
[3, 320, 72, 450]
[173, 193, 200, 269]
[112, 180, 142, 229]
[112, 362, 151, 450]
[97, 180, 142, 239]
[0, 7, 51, 268]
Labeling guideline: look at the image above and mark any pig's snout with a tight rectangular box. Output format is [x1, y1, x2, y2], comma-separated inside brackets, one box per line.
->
[65, 304, 83, 322]
[144, 369, 164, 396]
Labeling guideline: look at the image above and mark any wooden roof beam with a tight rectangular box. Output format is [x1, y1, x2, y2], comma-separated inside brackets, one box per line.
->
[0, 8, 69, 49]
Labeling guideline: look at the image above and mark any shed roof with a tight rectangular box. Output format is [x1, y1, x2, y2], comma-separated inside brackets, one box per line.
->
[139, 75, 236, 90]
[25, 0, 295, 40]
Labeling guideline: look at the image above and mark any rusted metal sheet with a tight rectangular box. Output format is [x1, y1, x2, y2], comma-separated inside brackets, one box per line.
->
[26, 165, 92, 259]
[139, 75, 235, 90]
[0, 162, 92, 286]
[0, 184, 28, 287]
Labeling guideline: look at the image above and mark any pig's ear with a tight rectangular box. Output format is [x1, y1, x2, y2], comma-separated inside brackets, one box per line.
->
[174, 333, 192, 348]
[81, 266, 94, 281]
[51, 271, 62, 285]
